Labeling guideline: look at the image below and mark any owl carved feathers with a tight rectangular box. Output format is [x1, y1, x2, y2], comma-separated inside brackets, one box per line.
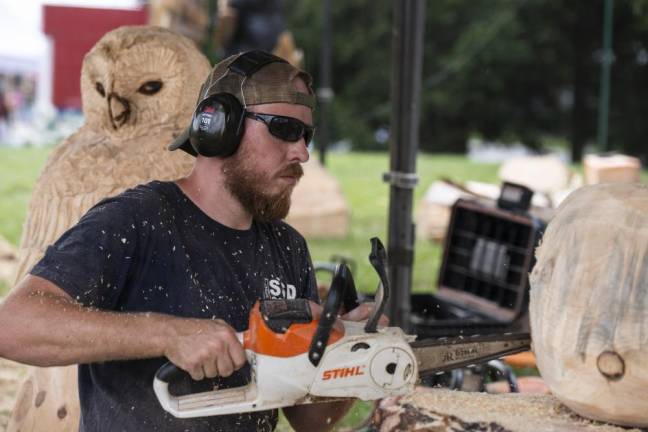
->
[14, 25, 210, 282]
[7, 26, 210, 432]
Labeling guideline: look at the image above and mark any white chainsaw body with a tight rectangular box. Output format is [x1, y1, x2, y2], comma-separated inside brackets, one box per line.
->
[153, 321, 418, 418]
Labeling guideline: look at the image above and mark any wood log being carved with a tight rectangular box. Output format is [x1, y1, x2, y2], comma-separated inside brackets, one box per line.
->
[370, 388, 643, 432]
[5, 25, 210, 432]
[530, 183, 648, 427]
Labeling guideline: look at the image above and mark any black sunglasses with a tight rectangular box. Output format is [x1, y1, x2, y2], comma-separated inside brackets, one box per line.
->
[245, 112, 315, 145]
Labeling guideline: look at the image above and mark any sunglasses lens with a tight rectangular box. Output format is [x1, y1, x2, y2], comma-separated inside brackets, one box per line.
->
[270, 117, 304, 142]
[303, 127, 314, 145]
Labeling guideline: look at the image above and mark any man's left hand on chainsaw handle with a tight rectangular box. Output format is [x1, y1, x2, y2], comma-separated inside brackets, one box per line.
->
[340, 301, 389, 326]
[307, 300, 389, 329]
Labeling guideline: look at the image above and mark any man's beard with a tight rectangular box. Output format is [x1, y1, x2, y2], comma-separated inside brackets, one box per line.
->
[222, 152, 303, 222]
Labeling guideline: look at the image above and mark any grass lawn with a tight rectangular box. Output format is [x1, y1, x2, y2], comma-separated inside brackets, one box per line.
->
[0, 147, 51, 295]
[0, 147, 51, 246]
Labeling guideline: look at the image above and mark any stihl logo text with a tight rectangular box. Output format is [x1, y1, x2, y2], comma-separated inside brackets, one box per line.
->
[322, 366, 365, 380]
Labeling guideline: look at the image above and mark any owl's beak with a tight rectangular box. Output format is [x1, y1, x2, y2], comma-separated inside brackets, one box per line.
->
[107, 92, 131, 129]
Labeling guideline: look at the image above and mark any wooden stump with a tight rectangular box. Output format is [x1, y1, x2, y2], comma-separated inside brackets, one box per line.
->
[498, 155, 572, 196]
[583, 154, 641, 185]
[286, 159, 349, 239]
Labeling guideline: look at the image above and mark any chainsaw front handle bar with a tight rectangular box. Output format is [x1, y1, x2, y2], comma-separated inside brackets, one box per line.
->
[365, 237, 389, 333]
[308, 263, 355, 366]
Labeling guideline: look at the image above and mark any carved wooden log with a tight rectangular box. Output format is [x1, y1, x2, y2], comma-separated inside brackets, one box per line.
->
[0, 358, 27, 430]
[371, 388, 641, 432]
[530, 183, 648, 427]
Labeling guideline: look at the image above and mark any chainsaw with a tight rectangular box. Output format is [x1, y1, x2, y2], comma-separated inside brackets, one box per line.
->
[154, 238, 531, 418]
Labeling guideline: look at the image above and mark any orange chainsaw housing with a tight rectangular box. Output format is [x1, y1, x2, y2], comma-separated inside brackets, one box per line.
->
[243, 301, 345, 357]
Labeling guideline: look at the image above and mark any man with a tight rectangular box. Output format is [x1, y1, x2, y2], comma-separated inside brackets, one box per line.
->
[0, 51, 371, 431]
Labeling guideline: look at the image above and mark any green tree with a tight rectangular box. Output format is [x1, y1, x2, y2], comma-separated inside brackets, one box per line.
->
[285, 0, 648, 162]
[287, 0, 393, 150]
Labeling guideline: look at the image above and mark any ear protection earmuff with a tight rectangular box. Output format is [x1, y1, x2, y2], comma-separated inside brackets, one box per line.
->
[188, 51, 288, 158]
[188, 93, 244, 158]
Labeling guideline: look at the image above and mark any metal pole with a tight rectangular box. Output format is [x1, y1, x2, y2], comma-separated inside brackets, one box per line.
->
[317, 0, 333, 166]
[204, 0, 218, 64]
[385, 0, 425, 330]
[597, 0, 614, 152]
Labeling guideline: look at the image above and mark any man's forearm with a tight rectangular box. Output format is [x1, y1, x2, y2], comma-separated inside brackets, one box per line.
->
[283, 399, 355, 432]
[0, 276, 178, 366]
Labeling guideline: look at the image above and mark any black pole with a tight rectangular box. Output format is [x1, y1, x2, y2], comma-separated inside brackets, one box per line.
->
[597, 0, 614, 152]
[385, 0, 425, 330]
[317, 0, 333, 166]
[203, 0, 218, 64]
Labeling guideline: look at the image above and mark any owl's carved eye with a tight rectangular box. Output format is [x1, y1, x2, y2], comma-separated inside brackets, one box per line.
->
[138, 80, 163, 95]
[95, 82, 106, 97]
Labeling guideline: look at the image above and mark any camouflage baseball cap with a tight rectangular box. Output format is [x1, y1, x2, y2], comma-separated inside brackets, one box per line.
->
[169, 50, 316, 156]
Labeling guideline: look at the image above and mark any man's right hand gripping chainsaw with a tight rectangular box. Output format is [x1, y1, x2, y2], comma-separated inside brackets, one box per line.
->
[154, 238, 531, 418]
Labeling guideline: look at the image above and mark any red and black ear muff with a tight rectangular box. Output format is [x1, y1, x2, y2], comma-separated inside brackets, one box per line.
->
[188, 93, 245, 158]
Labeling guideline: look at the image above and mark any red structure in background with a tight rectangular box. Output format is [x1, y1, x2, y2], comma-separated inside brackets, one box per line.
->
[43, 5, 148, 109]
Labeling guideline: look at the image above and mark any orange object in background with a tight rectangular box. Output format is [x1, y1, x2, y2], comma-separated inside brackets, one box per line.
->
[489, 351, 548, 394]
[486, 376, 550, 394]
[504, 351, 536, 369]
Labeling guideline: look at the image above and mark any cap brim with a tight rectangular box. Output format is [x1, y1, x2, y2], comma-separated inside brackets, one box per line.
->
[168, 127, 197, 157]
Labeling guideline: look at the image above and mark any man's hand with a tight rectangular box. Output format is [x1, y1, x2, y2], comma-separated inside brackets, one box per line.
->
[164, 318, 247, 381]
[341, 302, 389, 326]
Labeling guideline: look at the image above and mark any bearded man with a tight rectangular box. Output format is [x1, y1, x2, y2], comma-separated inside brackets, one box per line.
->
[0, 51, 370, 432]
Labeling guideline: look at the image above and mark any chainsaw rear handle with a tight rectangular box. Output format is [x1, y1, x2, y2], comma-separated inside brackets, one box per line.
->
[154, 332, 247, 385]
[154, 332, 257, 417]
[156, 361, 190, 384]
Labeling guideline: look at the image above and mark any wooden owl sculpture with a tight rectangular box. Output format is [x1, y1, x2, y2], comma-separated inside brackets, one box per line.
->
[7, 25, 210, 432]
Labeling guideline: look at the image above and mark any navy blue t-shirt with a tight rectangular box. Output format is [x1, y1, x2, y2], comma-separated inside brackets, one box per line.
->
[31, 181, 318, 432]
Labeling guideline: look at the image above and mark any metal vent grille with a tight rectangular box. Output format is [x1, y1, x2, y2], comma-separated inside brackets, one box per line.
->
[437, 199, 537, 322]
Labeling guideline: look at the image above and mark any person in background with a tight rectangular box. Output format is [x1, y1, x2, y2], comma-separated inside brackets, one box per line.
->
[0, 75, 9, 140]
